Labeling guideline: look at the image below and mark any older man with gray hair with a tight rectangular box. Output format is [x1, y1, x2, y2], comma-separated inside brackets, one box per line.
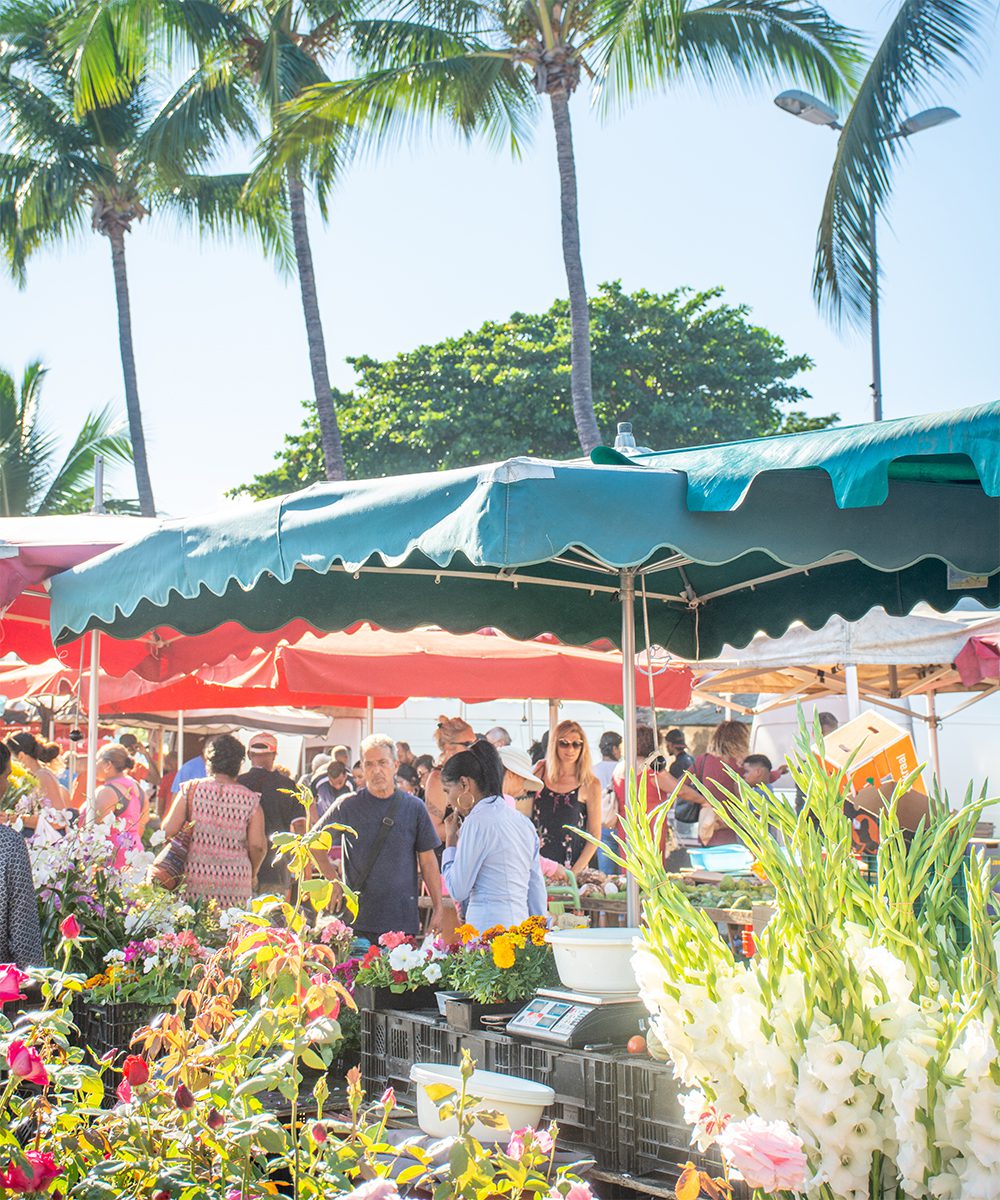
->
[485, 726, 512, 748]
[312, 733, 443, 941]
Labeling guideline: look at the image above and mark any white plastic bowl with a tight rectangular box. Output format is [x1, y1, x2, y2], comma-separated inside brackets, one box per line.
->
[410, 1062, 554, 1141]
[546, 927, 642, 994]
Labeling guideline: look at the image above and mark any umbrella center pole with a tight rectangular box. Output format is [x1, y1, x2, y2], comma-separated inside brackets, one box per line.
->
[621, 569, 639, 926]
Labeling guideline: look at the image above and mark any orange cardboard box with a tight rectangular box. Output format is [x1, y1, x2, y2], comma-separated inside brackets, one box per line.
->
[819, 711, 924, 796]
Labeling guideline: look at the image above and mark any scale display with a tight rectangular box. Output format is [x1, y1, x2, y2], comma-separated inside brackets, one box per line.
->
[506, 989, 647, 1048]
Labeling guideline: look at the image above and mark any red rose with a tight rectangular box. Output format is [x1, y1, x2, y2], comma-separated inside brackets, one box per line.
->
[174, 1084, 195, 1110]
[58, 915, 81, 941]
[121, 1055, 149, 1087]
[206, 1108, 225, 1131]
[0, 965, 29, 1005]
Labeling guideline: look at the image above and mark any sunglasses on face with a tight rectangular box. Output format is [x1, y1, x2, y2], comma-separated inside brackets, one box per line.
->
[558, 739, 584, 750]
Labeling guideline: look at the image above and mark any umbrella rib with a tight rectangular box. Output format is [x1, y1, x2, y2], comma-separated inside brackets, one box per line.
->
[298, 561, 691, 604]
[691, 554, 856, 606]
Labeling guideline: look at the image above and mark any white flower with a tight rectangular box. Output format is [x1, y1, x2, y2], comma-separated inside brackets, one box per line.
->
[142, 954, 160, 974]
[149, 828, 166, 847]
[424, 962, 442, 984]
[175, 904, 195, 923]
[388, 944, 424, 973]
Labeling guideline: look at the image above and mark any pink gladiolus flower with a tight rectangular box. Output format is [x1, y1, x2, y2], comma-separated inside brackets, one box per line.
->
[6, 1040, 48, 1086]
[0, 1150, 61, 1192]
[719, 1117, 808, 1193]
[59, 915, 81, 941]
[0, 965, 29, 1005]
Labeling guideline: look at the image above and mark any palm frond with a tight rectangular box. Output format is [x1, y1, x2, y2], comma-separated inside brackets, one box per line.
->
[35, 402, 133, 515]
[813, 0, 990, 329]
[592, 0, 863, 112]
[153, 169, 295, 271]
[134, 57, 260, 171]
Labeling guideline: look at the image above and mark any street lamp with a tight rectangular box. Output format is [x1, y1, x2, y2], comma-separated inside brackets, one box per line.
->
[774, 90, 959, 422]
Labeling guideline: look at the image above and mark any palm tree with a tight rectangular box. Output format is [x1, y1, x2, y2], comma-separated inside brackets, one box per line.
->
[269, 0, 862, 452]
[813, 0, 989, 329]
[0, 360, 134, 515]
[0, 2, 290, 514]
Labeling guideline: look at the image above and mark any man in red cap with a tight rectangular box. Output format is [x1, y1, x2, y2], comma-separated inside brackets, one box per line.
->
[238, 732, 305, 897]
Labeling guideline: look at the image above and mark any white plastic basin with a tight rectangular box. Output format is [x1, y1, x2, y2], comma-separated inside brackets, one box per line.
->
[546, 927, 641, 994]
[410, 1062, 554, 1141]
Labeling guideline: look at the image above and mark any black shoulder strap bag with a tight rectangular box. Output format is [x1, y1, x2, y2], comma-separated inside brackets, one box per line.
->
[674, 756, 704, 825]
[347, 794, 402, 900]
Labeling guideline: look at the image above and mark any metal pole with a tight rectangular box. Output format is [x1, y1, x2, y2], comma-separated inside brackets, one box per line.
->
[845, 664, 862, 720]
[85, 455, 106, 822]
[548, 699, 559, 742]
[177, 709, 185, 768]
[869, 186, 883, 423]
[621, 569, 639, 927]
[366, 696, 375, 737]
[927, 690, 942, 791]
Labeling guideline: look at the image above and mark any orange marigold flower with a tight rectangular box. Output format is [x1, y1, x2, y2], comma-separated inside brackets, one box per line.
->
[491, 936, 515, 970]
[455, 923, 479, 943]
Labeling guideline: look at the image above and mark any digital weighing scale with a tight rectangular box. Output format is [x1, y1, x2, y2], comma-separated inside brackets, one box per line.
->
[506, 988, 648, 1048]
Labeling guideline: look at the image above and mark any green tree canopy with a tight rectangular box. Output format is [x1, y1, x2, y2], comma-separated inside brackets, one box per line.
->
[236, 281, 836, 498]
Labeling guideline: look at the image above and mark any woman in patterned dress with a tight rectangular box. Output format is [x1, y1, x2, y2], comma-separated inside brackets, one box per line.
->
[528, 720, 602, 875]
[161, 734, 267, 907]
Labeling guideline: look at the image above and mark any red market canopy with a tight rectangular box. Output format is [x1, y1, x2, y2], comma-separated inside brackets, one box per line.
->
[1, 626, 692, 714]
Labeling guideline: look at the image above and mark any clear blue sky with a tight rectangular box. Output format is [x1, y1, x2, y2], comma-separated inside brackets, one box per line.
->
[4, 1, 998, 516]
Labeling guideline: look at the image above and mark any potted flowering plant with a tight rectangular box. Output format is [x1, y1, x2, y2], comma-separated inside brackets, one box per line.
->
[619, 719, 1000, 1200]
[353, 933, 454, 1011]
[446, 918, 558, 1031]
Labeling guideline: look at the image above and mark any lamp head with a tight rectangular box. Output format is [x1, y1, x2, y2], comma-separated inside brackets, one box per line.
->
[899, 107, 960, 137]
[774, 89, 842, 129]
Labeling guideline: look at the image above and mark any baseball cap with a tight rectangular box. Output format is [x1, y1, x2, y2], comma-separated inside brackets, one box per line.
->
[249, 732, 278, 754]
[499, 746, 543, 792]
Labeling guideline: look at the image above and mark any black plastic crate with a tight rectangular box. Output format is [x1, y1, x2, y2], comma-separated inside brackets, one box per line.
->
[361, 1008, 452, 1102]
[616, 1058, 748, 1197]
[78, 1002, 158, 1059]
[453, 1028, 520, 1077]
[515, 1042, 617, 1167]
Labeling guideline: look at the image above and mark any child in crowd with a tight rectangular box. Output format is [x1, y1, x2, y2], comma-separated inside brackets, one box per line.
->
[742, 754, 773, 797]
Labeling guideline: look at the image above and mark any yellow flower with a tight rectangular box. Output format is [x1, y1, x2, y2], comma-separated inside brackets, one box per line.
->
[85, 973, 108, 988]
[491, 936, 515, 970]
[530, 929, 547, 946]
[508, 932, 526, 950]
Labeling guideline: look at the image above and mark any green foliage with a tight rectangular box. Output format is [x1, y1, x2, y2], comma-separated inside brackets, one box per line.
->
[0, 361, 135, 515]
[236, 281, 834, 496]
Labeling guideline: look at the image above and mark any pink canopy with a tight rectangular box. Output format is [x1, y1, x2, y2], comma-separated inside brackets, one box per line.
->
[955, 635, 1000, 688]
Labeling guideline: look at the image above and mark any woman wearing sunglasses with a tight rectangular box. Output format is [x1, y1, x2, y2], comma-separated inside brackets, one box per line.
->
[527, 720, 601, 875]
[423, 715, 477, 840]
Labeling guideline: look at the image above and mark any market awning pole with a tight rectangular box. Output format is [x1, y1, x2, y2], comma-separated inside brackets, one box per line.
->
[177, 709, 185, 766]
[845, 664, 861, 720]
[366, 696, 375, 737]
[85, 454, 105, 824]
[548, 699, 559, 741]
[621, 568, 639, 927]
[927, 690, 942, 790]
[85, 629, 101, 823]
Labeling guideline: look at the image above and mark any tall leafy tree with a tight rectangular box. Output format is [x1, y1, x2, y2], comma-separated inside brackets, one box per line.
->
[814, 0, 990, 328]
[269, 0, 861, 453]
[235, 281, 836, 496]
[0, 0, 289, 514]
[0, 360, 135, 515]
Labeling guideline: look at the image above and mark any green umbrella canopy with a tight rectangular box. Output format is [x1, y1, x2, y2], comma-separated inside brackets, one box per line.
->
[48, 401, 1000, 663]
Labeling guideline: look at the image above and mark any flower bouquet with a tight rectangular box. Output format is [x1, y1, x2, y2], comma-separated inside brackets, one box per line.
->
[0, 761, 42, 820]
[353, 933, 454, 1011]
[617, 718, 1000, 1200]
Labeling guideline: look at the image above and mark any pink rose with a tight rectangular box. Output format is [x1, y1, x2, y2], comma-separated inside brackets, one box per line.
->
[380, 1087, 396, 1108]
[6, 1040, 48, 1086]
[0, 1150, 62, 1192]
[0, 965, 29, 1005]
[719, 1117, 808, 1193]
[116, 1078, 132, 1105]
[550, 1184, 593, 1200]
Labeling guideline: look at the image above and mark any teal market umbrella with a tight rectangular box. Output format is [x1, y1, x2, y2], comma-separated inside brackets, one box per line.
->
[49, 400, 1000, 919]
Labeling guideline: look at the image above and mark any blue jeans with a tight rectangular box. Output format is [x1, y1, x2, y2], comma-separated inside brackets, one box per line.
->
[596, 827, 619, 874]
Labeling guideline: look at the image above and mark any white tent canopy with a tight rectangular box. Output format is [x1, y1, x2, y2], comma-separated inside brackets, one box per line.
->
[685, 605, 1000, 785]
[118, 707, 333, 737]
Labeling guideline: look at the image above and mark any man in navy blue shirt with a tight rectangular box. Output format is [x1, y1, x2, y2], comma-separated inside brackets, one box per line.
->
[314, 734, 442, 941]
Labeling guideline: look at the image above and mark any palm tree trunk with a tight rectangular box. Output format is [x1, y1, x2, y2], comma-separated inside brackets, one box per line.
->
[107, 227, 156, 516]
[287, 167, 346, 481]
[548, 88, 599, 453]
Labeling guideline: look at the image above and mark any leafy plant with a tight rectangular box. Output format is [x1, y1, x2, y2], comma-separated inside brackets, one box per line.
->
[448, 919, 558, 1004]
